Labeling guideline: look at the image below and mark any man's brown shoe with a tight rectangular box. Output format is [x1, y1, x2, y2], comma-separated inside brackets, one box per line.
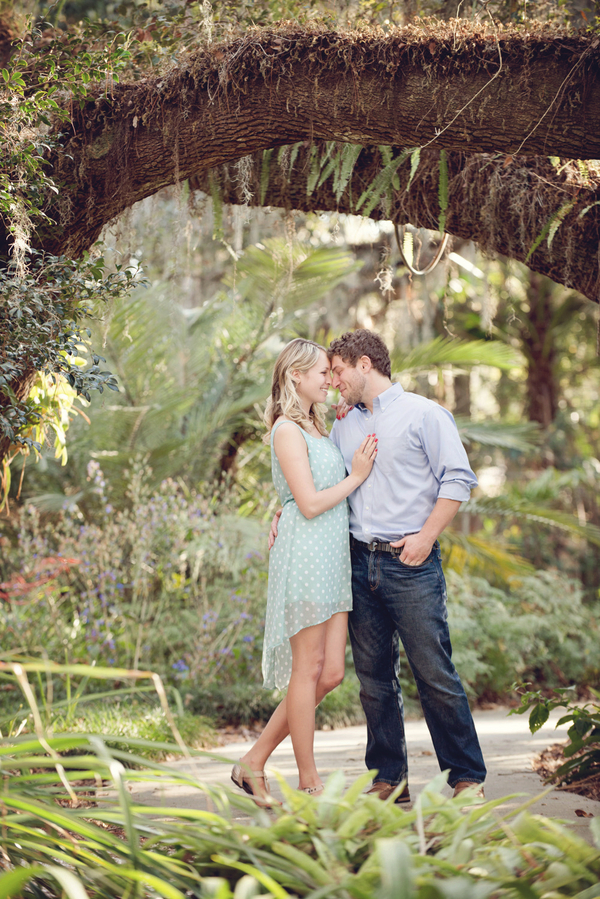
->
[366, 781, 411, 804]
[452, 781, 485, 800]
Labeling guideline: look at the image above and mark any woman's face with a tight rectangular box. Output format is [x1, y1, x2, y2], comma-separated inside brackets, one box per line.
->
[294, 350, 332, 405]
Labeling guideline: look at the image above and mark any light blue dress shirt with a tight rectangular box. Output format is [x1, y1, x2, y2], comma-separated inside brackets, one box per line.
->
[330, 382, 477, 543]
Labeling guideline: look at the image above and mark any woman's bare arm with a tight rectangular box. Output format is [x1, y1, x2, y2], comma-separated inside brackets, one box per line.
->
[273, 422, 377, 520]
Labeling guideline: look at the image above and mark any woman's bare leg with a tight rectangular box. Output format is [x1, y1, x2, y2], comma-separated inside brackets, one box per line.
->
[239, 612, 348, 791]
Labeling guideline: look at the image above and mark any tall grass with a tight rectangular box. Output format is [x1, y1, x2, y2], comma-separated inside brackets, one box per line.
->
[0, 660, 599, 899]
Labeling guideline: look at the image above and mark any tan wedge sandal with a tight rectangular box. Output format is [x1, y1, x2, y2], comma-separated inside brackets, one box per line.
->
[231, 762, 280, 808]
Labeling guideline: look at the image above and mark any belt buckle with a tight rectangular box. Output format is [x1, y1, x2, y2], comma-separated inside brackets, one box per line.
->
[367, 540, 378, 552]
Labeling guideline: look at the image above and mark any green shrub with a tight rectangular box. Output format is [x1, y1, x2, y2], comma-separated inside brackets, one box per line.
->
[2, 661, 599, 899]
[1, 466, 267, 688]
[50, 701, 217, 758]
[446, 568, 600, 698]
[512, 684, 600, 785]
[2, 731, 600, 899]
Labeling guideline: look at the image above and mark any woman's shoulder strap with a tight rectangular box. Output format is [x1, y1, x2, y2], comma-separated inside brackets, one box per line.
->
[271, 419, 309, 444]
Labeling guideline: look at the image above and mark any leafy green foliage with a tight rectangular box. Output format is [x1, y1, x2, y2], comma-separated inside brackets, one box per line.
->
[512, 685, 600, 785]
[526, 201, 576, 261]
[446, 569, 600, 699]
[468, 492, 600, 548]
[0, 16, 138, 479]
[355, 147, 413, 217]
[0, 253, 128, 453]
[0, 711, 599, 899]
[0, 466, 267, 681]
[50, 702, 216, 758]
[390, 335, 521, 373]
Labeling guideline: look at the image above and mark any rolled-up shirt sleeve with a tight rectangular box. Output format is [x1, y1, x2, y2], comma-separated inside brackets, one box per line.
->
[419, 405, 478, 503]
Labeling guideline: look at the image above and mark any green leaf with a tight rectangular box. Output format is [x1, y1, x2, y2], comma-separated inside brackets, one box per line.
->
[0, 865, 45, 899]
[406, 147, 421, 192]
[526, 201, 574, 262]
[334, 144, 363, 204]
[377, 840, 415, 899]
[260, 148, 273, 205]
[390, 336, 520, 374]
[528, 703, 549, 733]
[547, 200, 574, 248]
[356, 148, 412, 217]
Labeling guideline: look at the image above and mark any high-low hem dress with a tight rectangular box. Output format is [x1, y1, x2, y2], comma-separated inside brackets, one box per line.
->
[262, 420, 353, 690]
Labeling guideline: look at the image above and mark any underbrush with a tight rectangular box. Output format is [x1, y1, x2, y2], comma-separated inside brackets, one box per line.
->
[447, 569, 600, 700]
[512, 684, 600, 791]
[2, 473, 598, 731]
[49, 701, 216, 758]
[2, 731, 600, 899]
[1, 661, 599, 899]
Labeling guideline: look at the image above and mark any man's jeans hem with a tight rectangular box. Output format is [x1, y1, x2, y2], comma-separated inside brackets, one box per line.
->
[448, 778, 484, 788]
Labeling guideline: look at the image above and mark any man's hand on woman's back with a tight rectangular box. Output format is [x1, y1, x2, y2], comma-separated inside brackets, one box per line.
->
[268, 508, 282, 550]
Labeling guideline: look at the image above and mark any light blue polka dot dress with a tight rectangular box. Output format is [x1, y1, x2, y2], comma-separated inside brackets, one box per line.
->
[262, 420, 353, 690]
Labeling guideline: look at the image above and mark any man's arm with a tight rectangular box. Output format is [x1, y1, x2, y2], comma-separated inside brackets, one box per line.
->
[391, 405, 474, 565]
[390, 498, 460, 565]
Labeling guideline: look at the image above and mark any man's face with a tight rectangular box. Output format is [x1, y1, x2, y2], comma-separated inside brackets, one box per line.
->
[330, 355, 367, 406]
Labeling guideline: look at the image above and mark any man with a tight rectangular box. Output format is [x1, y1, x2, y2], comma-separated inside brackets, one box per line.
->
[328, 329, 486, 802]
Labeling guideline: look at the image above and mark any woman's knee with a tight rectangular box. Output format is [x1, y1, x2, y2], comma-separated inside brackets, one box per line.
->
[318, 666, 345, 694]
[290, 651, 326, 684]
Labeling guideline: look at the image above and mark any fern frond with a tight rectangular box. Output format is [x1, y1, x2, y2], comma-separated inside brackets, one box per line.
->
[334, 144, 363, 204]
[441, 529, 535, 579]
[288, 142, 302, 175]
[208, 171, 223, 241]
[526, 201, 574, 262]
[260, 149, 273, 205]
[306, 145, 321, 197]
[406, 147, 421, 192]
[547, 201, 574, 248]
[467, 495, 600, 547]
[355, 147, 412, 217]
[438, 149, 448, 233]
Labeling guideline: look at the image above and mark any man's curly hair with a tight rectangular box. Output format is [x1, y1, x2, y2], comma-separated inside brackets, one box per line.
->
[328, 329, 391, 378]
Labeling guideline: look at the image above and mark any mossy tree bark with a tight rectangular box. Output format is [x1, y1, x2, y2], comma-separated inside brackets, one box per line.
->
[10, 27, 600, 304]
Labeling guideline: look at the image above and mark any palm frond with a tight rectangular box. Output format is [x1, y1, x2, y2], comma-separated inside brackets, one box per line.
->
[468, 495, 600, 546]
[441, 529, 535, 579]
[455, 418, 541, 451]
[391, 337, 520, 374]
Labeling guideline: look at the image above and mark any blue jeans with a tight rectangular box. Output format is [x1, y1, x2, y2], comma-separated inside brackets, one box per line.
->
[349, 540, 486, 788]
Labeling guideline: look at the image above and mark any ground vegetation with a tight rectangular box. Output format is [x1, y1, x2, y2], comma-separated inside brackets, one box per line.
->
[1, 661, 599, 899]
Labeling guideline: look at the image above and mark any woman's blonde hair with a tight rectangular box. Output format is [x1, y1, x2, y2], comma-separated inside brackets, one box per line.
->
[263, 339, 329, 442]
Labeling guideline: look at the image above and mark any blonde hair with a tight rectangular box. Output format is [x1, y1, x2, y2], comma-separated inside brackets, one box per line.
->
[263, 339, 329, 442]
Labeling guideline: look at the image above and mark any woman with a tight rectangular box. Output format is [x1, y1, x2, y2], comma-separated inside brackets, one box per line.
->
[231, 338, 377, 804]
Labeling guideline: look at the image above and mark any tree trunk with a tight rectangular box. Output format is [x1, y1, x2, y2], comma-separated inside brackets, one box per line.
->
[523, 273, 558, 427]
[14, 26, 600, 294]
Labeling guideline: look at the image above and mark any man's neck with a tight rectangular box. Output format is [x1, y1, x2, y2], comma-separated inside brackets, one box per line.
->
[361, 375, 393, 413]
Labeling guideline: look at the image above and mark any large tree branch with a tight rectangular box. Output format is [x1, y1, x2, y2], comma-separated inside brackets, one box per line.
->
[31, 24, 600, 261]
[193, 146, 600, 303]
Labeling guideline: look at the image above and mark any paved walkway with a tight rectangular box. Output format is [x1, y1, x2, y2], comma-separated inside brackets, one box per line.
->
[129, 707, 600, 843]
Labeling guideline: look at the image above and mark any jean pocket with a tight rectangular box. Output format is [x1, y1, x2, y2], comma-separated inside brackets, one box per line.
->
[393, 552, 433, 569]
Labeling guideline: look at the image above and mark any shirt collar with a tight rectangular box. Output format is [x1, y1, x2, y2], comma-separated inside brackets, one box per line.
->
[356, 381, 405, 414]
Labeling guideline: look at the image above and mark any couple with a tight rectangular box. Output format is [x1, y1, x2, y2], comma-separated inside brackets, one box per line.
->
[231, 329, 486, 805]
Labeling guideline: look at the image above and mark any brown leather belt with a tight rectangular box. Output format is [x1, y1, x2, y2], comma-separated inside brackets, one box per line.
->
[351, 536, 401, 554]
